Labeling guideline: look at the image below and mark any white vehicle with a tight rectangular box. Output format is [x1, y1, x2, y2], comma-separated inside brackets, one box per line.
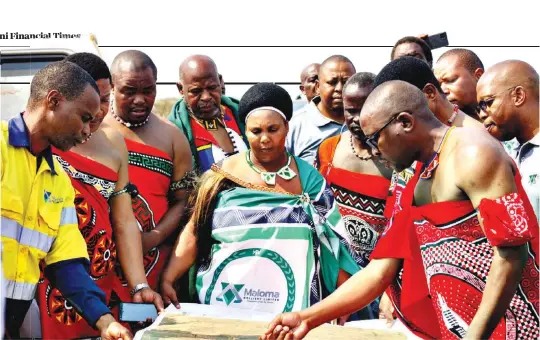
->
[0, 34, 101, 120]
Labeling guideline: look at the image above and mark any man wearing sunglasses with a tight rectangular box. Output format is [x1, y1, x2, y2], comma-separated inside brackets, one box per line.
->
[477, 60, 539, 224]
[262, 80, 539, 340]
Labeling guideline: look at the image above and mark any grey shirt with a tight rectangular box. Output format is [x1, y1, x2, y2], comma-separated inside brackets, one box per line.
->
[286, 100, 345, 165]
[507, 133, 540, 223]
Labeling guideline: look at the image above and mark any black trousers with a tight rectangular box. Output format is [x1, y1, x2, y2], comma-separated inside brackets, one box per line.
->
[4, 298, 32, 339]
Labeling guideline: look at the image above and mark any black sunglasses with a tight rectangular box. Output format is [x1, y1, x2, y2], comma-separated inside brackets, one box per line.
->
[364, 112, 402, 151]
[477, 86, 519, 113]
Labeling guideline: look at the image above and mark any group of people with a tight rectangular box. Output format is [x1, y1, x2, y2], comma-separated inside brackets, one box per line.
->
[0, 34, 538, 340]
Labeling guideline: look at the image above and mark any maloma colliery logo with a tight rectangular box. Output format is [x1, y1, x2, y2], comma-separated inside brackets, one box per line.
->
[216, 282, 281, 306]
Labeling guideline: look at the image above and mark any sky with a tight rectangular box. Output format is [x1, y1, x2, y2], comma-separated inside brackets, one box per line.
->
[1, 0, 539, 102]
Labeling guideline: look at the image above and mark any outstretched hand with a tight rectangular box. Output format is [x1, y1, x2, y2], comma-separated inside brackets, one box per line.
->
[160, 280, 181, 309]
[260, 312, 310, 340]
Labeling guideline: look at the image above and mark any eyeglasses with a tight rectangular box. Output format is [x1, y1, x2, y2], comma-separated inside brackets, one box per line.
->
[364, 112, 401, 151]
[477, 86, 519, 113]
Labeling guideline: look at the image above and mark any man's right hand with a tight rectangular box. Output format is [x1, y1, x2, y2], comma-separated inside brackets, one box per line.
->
[96, 314, 133, 340]
[160, 280, 181, 309]
[260, 312, 310, 340]
[132, 287, 165, 313]
[378, 292, 395, 326]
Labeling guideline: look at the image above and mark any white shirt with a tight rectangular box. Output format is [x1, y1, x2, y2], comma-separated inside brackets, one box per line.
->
[286, 99, 346, 165]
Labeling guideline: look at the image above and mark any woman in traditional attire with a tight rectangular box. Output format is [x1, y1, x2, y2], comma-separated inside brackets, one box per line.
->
[160, 83, 358, 315]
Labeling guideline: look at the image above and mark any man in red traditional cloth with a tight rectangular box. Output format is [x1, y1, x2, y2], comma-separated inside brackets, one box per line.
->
[104, 50, 194, 310]
[262, 80, 538, 340]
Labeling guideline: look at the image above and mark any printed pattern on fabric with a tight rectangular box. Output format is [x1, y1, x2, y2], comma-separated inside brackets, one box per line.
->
[115, 193, 160, 286]
[213, 206, 310, 230]
[55, 155, 116, 200]
[332, 184, 386, 217]
[109, 139, 172, 306]
[128, 152, 173, 178]
[331, 183, 387, 264]
[415, 212, 540, 340]
[196, 161, 360, 315]
[386, 268, 434, 338]
[210, 187, 337, 308]
[38, 158, 117, 338]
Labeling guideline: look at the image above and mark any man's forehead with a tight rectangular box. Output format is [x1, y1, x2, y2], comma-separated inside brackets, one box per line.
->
[395, 42, 422, 55]
[115, 66, 155, 84]
[183, 67, 218, 84]
[435, 55, 468, 75]
[359, 109, 381, 133]
[320, 62, 354, 77]
[344, 85, 372, 99]
[184, 73, 219, 87]
[476, 72, 500, 97]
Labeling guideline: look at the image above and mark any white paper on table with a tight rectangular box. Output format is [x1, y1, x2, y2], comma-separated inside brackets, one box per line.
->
[135, 304, 423, 340]
[134, 303, 276, 340]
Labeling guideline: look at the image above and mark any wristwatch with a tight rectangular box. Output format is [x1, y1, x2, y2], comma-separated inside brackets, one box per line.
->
[130, 283, 150, 297]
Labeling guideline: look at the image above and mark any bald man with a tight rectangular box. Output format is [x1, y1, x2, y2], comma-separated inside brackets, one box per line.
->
[299, 63, 320, 103]
[262, 81, 539, 340]
[286, 55, 355, 164]
[477, 60, 540, 222]
[434, 48, 484, 118]
[104, 50, 193, 309]
[168, 55, 248, 173]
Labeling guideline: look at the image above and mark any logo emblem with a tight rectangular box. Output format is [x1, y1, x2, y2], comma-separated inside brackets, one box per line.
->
[44, 190, 64, 203]
[205, 248, 296, 313]
[529, 174, 538, 185]
[216, 282, 245, 305]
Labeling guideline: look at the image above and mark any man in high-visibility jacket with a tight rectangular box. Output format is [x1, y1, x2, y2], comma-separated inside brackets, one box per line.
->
[1, 60, 131, 340]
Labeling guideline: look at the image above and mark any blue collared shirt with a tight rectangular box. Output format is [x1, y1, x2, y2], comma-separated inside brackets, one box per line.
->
[507, 133, 540, 224]
[286, 100, 346, 165]
[9, 112, 57, 175]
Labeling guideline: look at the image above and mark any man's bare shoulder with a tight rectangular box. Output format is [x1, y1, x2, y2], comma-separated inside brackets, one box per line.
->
[451, 128, 513, 186]
[100, 123, 128, 152]
[151, 113, 189, 146]
[151, 113, 178, 132]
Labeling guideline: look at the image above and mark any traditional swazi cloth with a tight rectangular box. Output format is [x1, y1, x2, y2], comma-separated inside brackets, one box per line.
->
[317, 135, 391, 319]
[412, 172, 539, 339]
[38, 148, 117, 338]
[189, 105, 248, 173]
[370, 162, 442, 339]
[112, 139, 173, 302]
[168, 96, 248, 172]
[195, 157, 359, 314]
[317, 135, 391, 267]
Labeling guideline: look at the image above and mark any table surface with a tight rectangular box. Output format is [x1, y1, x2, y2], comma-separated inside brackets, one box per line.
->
[134, 304, 408, 340]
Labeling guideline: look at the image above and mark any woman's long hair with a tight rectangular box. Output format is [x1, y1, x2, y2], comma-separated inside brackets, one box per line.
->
[188, 169, 235, 266]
